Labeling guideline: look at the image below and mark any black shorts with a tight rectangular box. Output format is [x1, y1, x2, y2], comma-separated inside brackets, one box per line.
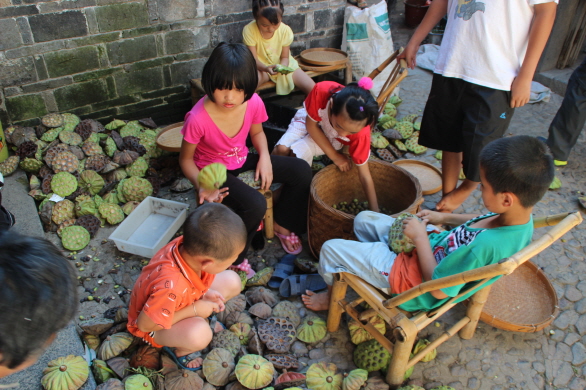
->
[419, 74, 515, 182]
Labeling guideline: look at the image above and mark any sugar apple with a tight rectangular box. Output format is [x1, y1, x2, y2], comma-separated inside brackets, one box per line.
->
[388, 213, 420, 254]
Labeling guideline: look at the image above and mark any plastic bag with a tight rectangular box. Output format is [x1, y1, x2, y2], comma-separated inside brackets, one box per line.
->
[342, 1, 398, 98]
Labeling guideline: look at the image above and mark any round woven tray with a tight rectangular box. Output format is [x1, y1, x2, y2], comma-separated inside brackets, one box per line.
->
[300, 48, 349, 66]
[308, 160, 423, 257]
[297, 57, 347, 72]
[479, 260, 559, 332]
[393, 159, 442, 195]
[156, 122, 184, 152]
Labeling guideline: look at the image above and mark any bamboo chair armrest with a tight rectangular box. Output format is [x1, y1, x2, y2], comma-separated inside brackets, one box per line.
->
[384, 211, 582, 309]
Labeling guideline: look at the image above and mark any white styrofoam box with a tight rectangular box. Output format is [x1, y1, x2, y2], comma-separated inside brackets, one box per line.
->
[109, 196, 189, 258]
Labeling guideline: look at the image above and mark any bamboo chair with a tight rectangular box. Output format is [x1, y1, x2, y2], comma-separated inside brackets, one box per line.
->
[367, 49, 409, 114]
[326, 211, 583, 388]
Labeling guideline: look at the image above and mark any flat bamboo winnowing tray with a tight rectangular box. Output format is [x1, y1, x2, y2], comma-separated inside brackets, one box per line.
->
[156, 122, 184, 152]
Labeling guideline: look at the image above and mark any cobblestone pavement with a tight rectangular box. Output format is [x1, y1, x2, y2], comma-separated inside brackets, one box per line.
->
[292, 66, 586, 390]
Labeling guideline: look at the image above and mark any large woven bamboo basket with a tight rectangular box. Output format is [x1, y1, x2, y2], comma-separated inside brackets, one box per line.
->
[308, 160, 423, 257]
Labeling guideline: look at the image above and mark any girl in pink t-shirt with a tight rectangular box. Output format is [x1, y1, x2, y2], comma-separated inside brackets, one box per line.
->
[179, 43, 312, 262]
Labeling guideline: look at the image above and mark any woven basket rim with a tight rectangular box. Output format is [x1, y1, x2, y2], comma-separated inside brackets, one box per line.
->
[310, 160, 423, 220]
[478, 260, 559, 332]
[156, 122, 184, 152]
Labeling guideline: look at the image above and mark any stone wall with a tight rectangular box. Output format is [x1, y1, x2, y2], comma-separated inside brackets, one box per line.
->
[0, 0, 346, 127]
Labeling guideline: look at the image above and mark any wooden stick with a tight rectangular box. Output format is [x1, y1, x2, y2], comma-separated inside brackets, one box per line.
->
[327, 274, 348, 332]
[460, 285, 492, 339]
[260, 190, 274, 239]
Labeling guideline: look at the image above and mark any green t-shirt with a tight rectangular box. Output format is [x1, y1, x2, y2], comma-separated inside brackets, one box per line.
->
[398, 213, 534, 312]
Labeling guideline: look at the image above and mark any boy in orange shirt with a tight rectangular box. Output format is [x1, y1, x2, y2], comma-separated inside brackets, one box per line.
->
[127, 203, 246, 370]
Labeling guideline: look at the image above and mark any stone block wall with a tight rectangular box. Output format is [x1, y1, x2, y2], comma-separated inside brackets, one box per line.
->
[0, 0, 346, 127]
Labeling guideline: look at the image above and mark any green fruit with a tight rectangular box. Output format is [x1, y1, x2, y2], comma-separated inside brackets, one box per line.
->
[41, 354, 89, 390]
[412, 338, 437, 362]
[389, 95, 402, 106]
[296, 316, 327, 343]
[104, 137, 118, 157]
[198, 162, 227, 190]
[211, 329, 241, 356]
[122, 201, 140, 215]
[121, 176, 153, 202]
[342, 369, 368, 390]
[274, 64, 295, 74]
[378, 114, 392, 124]
[93, 359, 116, 384]
[435, 150, 442, 160]
[246, 266, 274, 287]
[353, 339, 390, 372]
[62, 113, 81, 132]
[404, 136, 427, 154]
[380, 116, 397, 130]
[402, 114, 418, 123]
[98, 332, 134, 360]
[306, 362, 343, 390]
[79, 170, 105, 195]
[41, 126, 64, 142]
[383, 102, 397, 117]
[99, 203, 125, 225]
[125, 156, 148, 177]
[19, 157, 44, 173]
[105, 119, 126, 130]
[61, 226, 90, 251]
[395, 121, 414, 139]
[0, 155, 20, 176]
[52, 199, 75, 225]
[388, 213, 419, 253]
[393, 139, 407, 152]
[230, 323, 253, 345]
[202, 348, 235, 386]
[235, 354, 275, 390]
[371, 132, 389, 149]
[348, 314, 386, 345]
[119, 121, 143, 138]
[51, 171, 78, 197]
[124, 374, 153, 390]
[103, 191, 119, 204]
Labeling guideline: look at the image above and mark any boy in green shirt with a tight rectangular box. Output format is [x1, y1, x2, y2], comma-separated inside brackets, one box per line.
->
[302, 135, 554, 312]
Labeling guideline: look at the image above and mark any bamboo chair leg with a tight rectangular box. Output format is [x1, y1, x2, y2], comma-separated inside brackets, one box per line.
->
[327, 274, 348, 332]
[260, 189, 274, 239]
[386, 326, 417, 388]
[460, 285, 492, 339]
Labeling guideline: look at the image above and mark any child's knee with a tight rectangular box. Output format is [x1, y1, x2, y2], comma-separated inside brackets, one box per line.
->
[223, 269, 245, 297]
[184, 321, 213, 350]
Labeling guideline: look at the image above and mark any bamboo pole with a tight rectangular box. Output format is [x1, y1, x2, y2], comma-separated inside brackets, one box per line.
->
[344, 302, 394, 354]
[327, 274, 348, 332]
[460, 285, 492, 339]
[260, 190, 274, 239]
[386, 325, 417, 387]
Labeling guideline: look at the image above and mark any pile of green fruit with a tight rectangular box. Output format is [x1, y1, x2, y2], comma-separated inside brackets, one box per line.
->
[0, 113, 183, 251]
[371, 96, 428, 162]
[332, 199, 391, 216]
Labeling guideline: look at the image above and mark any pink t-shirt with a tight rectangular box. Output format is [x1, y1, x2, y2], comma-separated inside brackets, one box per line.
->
[181, 94, 268, 170]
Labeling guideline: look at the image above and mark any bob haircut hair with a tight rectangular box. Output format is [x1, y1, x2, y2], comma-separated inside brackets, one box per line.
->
[182, 203, 247, 261]
[479, 135, 554, 208]
[202, 42, 258, 103]
[252, 0, 284, 25]
[0, 231, 78, 369]
[331, 83, 379, 129]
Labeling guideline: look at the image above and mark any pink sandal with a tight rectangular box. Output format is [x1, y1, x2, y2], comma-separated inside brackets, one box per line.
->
[229, 259, 256, 279]
[274, 232, 302, 255]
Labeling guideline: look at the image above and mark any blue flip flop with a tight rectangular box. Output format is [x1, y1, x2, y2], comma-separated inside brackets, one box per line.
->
[279, 274, 327, 298]
[267, 254, 297, 289]
[162, 346, 202, 371]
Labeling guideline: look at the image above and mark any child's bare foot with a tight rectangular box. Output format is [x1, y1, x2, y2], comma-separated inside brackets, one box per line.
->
[301, 290, 330, 311]
[174, 349, 203, 369]
[436, 180, 478, 213]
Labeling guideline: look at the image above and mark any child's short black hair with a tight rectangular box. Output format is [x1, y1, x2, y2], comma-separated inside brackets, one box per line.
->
[479, 135, 554, 208]
[0, 231, 78, 369]
[252, 0, 284, 25]
[331, 83, 379, 129]
[182, 203, 247, 261]
[202, 42, 258, 103]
